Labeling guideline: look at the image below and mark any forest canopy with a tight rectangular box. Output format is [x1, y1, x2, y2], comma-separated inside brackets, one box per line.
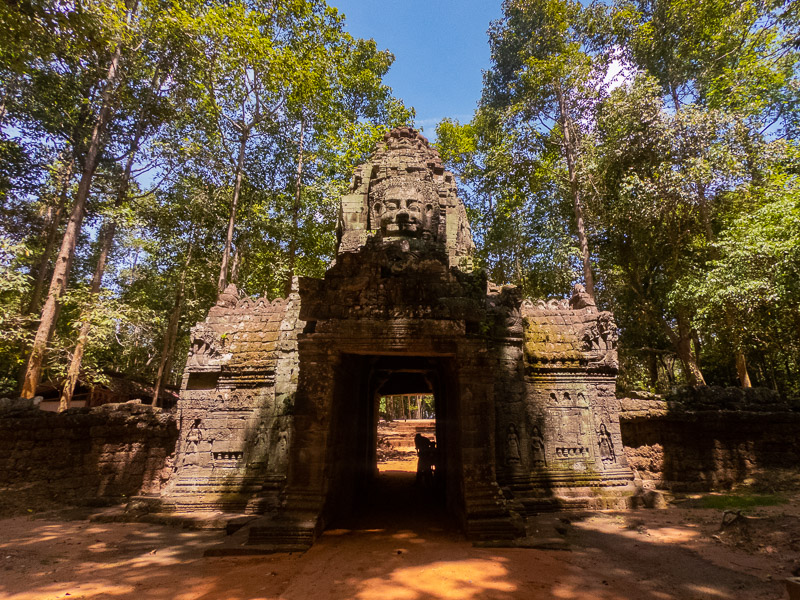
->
[436, 0, 800, 394]
[0, 0, 413, 403]
[0, 0, 798, 404]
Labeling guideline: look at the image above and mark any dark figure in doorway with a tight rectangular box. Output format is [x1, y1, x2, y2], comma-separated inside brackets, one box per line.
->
[415, 433, 436, 487]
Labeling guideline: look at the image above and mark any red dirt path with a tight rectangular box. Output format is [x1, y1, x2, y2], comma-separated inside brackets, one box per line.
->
[1, 461, 796, 600]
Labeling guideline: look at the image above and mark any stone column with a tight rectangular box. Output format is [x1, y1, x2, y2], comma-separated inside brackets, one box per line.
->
[456, 346, 523, 540]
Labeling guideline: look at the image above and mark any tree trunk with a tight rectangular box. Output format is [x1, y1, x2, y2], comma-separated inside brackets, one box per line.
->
[230, 244, 241, 285]
[26, 157, 74, 315]
[285, 117, 305, 297]
[662, 313, 706, 386]
[20, 41, 124, 399]
[556, 84, 594, 297]
[16, 157, 73, 391]
[59, 110, 149, 410]
[648, 351, 659, 389]
[218, 133, 248, 294]
[152, 246, 191, 406]
[58, 222, 116, 410]
[0, 73, 15, 126]
[736, 352, 752, 388]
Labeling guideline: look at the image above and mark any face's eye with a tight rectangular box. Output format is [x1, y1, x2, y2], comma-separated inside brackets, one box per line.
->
[384, 199, 400, 210]
[406, 200, 420, 211]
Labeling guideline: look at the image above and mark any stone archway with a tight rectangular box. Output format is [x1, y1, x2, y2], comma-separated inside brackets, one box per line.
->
[159, 127, 635, 552]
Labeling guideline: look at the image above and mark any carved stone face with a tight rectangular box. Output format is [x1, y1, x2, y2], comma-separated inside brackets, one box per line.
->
[373, 185, 433, 238]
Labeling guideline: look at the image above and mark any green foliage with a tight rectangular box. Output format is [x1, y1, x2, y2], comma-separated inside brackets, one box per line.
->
[449, 0, 800, 391]
[0, 0, 411, 394]
[692, 158, 800, 392]
[0, 237, 33, 390]
[435, 113, 579, 300]
[693, 493, 787, 510]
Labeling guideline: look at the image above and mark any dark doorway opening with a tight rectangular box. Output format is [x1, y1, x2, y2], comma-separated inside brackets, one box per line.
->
[324, 354, 461, 533]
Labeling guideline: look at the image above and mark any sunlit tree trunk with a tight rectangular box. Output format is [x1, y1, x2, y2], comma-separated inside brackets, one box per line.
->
[26, 157, 74, 315]
[58, 223, 115, 410]
[662, 312, 706, 386]
[16, 157, 73, 391]
[736, 353, 752, 388]
[152, 245, 192, 406]
[218, 133, 247, 294]
[60, 107, 150, 410]
[21, 40, 125, 399]
[556, 84, 594, 297]
[285, 117, 305, 297]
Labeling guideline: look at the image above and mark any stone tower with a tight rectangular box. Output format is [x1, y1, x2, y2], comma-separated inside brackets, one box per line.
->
[156, 127, 635, 549]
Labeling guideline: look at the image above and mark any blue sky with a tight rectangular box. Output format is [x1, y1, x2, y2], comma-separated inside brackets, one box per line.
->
[331, 1, 504, 137]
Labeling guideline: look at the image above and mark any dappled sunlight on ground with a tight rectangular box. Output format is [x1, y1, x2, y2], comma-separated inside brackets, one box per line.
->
[1, 485, 796, 600]
[379, 458, 418, 473]
[353, 557, 516, 600]
[573, 515, 703, 544]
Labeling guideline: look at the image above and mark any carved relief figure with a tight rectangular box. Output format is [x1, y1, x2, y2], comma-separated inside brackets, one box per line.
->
[271, 428, 290, 473]
[530, 425, 546, 467]
[596, 314, 618, 350]
[597, 423, 616, 465]
[569, 283, 596, 310]
[506, 424, 521, 467]
[580, 315, 618, 352]
[454, 202, 474, 255]
[182, 419, 203, 467]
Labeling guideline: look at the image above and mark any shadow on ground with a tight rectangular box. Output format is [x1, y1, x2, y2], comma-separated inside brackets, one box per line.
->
[0, 469, 789, 600]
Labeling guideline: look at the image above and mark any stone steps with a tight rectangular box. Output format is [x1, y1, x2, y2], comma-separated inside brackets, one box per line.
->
[378, 418, 436, 452]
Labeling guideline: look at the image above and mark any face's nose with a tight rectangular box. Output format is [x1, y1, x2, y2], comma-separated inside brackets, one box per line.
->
[395, 209, 409, 223]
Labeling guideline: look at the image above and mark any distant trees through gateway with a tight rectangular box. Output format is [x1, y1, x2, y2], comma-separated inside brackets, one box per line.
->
[380, 394, 435, 421]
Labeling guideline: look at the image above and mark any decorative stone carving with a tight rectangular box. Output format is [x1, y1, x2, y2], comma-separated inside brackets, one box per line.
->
[187, 324, 225, 368]
[580, 314, 618, 352]
[549, 392, 595, 470]
[336, 126, 474, 269]
[569, 283, 596, 311]
[370, 179, 439, 240]
[506, 424, 522, 468]
[217, 284, 239, 308]
[181, 418, 203, 468]
[578, 312, 619, 370]
[597, 423, 616, 466]
[529, 425, 546, 468]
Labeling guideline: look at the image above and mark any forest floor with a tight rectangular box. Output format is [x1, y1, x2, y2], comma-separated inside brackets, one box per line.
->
[0, 460, 798, 600]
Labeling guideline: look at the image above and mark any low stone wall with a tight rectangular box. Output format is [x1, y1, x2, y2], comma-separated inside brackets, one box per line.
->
[620, 389, 800, 491]
[0, 399, 177, 514]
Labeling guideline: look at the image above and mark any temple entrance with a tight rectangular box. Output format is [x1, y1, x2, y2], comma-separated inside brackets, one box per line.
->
[323, 354, 461, 531]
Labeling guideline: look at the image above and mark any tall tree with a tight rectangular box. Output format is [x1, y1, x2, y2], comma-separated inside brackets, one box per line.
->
[20, 0, 141, 398]
[599, 0, 800, 387]
[481, 0, 612, 297]
[60, 48, 178, 408]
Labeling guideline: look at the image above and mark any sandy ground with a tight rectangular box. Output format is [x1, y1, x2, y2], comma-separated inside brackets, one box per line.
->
[1, 461, 798, 600]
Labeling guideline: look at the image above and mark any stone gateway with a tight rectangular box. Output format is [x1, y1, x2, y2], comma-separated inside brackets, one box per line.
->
[156, 127, 635, 549]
